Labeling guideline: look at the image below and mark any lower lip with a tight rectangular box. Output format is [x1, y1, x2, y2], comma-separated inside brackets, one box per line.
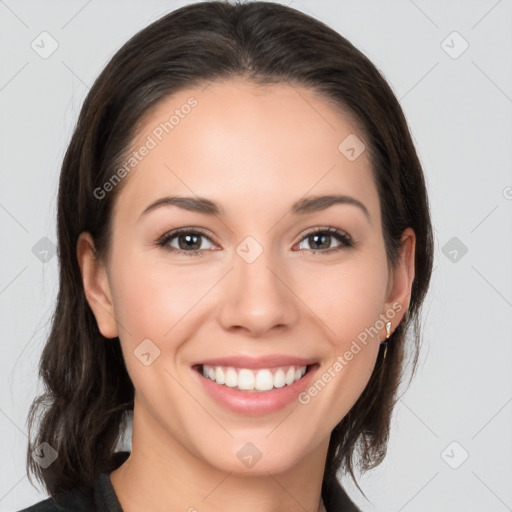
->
[193, 364, 319, 416]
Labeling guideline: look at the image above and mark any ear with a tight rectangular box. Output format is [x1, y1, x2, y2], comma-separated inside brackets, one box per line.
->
[382, 227, 416, 333]
[76, 232, 119, 339]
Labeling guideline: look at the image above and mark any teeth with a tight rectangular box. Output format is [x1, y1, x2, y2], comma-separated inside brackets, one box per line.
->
[215, 366, 225, 385]
[201, 364, 308, 392]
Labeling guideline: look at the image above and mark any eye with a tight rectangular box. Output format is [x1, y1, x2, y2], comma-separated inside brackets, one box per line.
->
[157, 228, 217, 257]
[295, 227, 352, 254]
[157, 226, 353, 257]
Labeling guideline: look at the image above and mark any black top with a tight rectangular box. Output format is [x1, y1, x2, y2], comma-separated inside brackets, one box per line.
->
[19, 452, 361, 512]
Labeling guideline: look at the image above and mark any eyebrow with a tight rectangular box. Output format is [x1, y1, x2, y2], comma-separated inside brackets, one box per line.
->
[139, 194, 370, 222]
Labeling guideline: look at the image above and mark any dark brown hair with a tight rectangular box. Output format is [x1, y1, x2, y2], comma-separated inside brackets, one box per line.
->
[26, 0, 434, 499]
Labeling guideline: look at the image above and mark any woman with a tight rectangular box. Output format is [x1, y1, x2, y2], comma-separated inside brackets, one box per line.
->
[21, 1, 433, 511]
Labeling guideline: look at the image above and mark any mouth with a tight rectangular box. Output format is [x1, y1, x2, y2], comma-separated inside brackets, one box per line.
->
[191, 355, 322, 415]
[192, 363, 318, 393]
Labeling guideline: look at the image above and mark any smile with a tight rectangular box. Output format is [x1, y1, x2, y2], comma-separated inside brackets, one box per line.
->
[192, 363, 319, 415]
[200, 364, 308, 392]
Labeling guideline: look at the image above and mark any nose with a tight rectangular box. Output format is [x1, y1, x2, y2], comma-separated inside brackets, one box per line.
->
[217, 243, 300, 337]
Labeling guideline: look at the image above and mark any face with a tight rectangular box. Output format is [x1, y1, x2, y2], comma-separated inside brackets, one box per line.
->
[79, 78, 414, 476]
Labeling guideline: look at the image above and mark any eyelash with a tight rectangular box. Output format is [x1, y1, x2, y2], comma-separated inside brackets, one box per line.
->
[156, 226, 353, 257]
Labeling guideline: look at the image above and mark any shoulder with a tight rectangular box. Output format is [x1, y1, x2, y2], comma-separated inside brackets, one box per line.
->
[19, 452, 129, 512]
[17, 487, 95, 512]
[17, 472, 117, 512]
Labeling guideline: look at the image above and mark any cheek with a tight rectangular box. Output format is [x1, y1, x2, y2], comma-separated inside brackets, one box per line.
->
[296, 280, 386, 425]
[109, 246, 216, 349]
[292, 251, 388, 414]
[297, 252, 389, 346]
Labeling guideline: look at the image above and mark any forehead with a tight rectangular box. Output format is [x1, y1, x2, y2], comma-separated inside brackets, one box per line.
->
[113, 78, 379, 226]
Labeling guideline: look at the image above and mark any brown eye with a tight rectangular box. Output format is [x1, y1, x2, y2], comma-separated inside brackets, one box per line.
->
[296, 228, 352, 254]
[157, 228, 216, 256]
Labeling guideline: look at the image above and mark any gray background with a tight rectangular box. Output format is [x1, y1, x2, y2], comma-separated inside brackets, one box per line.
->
[1, 0, 511, 510]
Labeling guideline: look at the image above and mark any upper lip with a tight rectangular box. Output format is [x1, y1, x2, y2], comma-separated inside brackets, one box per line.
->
[193, 354, 318, 369]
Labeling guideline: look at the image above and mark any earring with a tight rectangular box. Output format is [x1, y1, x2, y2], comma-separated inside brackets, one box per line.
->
[381, 321, 392, 361]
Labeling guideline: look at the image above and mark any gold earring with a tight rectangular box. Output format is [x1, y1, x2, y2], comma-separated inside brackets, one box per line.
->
[381, 321, 392, 361]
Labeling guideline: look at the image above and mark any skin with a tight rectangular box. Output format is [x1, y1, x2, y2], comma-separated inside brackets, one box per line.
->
[77, 78, 415, 512]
